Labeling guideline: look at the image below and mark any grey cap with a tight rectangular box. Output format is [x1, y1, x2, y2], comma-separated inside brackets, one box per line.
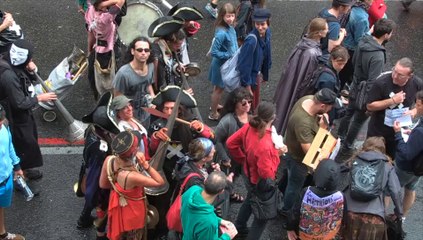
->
[111, 95, 132, 111]
[315, 88, 337, 105]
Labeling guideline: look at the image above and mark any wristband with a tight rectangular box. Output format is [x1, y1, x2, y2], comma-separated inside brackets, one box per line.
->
[391, 97, 396, 104]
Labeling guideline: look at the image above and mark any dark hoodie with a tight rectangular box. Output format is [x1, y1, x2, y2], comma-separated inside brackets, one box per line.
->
[287, 159, 346, 237]
[351, 34, 385, 88]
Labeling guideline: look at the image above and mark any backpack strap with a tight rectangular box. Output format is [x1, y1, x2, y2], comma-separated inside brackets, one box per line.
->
[179, 172, 201, 195]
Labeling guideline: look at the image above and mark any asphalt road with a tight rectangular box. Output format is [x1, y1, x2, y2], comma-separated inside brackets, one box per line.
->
[2, 0, 423, 239]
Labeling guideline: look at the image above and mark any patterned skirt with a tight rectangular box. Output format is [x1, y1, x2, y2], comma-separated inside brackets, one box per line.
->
[343, 212, 387, 240]
[120, 228, 145, 240]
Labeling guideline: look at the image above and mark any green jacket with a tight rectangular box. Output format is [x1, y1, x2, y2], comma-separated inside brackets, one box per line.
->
[181, 185, 230, 240]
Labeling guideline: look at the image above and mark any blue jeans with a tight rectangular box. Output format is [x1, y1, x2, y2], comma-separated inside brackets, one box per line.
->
[282, 154, 309, 211]
[235, 174, 268, 240]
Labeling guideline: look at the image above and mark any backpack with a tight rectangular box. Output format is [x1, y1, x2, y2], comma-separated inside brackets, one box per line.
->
[296, 63, 336, 98]
[166, 172, 201, 233]
[301, 9, 339, 39]
[350, 155, 386, 201]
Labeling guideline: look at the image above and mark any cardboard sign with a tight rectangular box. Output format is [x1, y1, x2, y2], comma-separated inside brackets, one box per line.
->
[302, 128, 338, 170]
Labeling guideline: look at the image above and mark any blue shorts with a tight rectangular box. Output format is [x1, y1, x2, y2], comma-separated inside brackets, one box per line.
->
[395, 165, 420, 191]
[0, 174, 13, 207]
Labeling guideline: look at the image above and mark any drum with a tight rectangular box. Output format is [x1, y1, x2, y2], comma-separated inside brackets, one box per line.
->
[117, 0, 163, 45]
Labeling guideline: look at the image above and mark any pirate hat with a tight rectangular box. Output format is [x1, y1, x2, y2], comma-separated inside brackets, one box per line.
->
[168, 3, 204, 21]
[152, 85, 197, 108]
[148, 16, 185, 38]
[82, 92, 120, 134]
[112, 131, 139, 158]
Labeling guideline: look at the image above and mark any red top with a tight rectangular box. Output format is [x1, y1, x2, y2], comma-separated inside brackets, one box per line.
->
[368, 0, 387, 27]
[107, 183, 145, 240]
[226, 124, 280, 185]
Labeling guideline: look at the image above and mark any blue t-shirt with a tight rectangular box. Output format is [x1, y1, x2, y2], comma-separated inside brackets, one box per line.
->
[319, 9, 341, 55]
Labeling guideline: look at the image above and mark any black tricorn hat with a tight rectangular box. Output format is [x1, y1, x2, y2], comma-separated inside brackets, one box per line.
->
[168, 3, 204, 21]
[82, 92, 120, 134]
[152, 85, 197, 108]
[148, 16, 185, 38]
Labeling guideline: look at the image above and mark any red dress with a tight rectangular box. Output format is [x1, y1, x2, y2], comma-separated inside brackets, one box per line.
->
[107, 183, 146, 240]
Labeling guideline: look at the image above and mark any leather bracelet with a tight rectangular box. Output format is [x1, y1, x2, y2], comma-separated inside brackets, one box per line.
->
[391, 97, 396, 104]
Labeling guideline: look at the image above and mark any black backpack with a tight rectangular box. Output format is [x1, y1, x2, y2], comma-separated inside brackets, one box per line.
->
[301, 9, 338, 39]
[350, 155, 386, 201]
[296, 63, 336, 98]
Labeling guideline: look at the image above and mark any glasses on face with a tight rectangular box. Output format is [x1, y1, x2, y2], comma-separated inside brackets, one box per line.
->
[392, 67, 410, 80]
[135, 48, 150, 53]
[241, 99, 253, 106]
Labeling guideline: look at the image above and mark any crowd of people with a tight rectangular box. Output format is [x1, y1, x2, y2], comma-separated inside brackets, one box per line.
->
[0, 0, 422, 240]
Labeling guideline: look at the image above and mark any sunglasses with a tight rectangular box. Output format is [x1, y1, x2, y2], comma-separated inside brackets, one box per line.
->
[241, 99, 253, 106]
[135, 48, 150, 53]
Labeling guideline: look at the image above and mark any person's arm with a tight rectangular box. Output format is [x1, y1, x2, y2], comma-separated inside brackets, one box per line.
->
[99, 156, 113, 189]
[87, 30, 95, 54]
[352, 19, 370, 47]
[237, 36, 256, 87]
[211, 29, 231, 60]
[328, 27, 346, 53]
[0, 12, 13, 32]
[295, 122, 315, 154]
[131, 152, 165, 187]
[191, 120, 215, 140]
[194, 222, 231, 240]
[2, 70, 39, 110]
[226, 126, 247, 165]
[214, 119, 231, 164]
[7, 126, 21, 171]
[394, 125, 423, 162]
[256, 146, 279, 180]
[367, 91, 405, 112]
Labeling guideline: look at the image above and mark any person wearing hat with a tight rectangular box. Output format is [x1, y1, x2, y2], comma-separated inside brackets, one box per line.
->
[85, 0, 125, 100]
[168, 3, 204, 65]
[112, 36, 156, 126]
[274, 17, 329, 135]
[0, 104, 25, 240]
[99, 131, 165, 240]
[286, 159, 346, 240]
[76, 92, 120, 239]
[281, 88, 337, 215]
[0, 39, 57, 181]
[146, 85, 214, 239]
[317, 0, 351, 58]
[237, 8, 272, 110]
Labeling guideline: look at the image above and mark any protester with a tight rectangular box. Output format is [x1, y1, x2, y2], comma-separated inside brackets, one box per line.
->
[366, 58, 422, 158]
[336, 18, 395, 162]
[99, 131, 165, 240]
[113, 36, 155, 125]
[0, 39, 57, 181]
[339, 0, 373, 90]
[237, 8, 272, 109]
[393, 90, 423, 218]
[0, 10, 23, 54]
[0, 104, 25, 240]
[76, 92, 120, 240]
[317, 0, 351, 58]
[274, 17, 328, 135]
[208, 3, 238, 121]
[281, 89, 336, 215]
[181, 171, 237, 240]
[85, 0, 125, 100]
[227, 101, 287, 240]
[343, 137, 403, 240]
[287, 159, 346, 240]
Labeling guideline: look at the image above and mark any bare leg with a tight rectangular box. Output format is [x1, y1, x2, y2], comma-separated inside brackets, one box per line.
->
[403, 189, 416, 216]
[210, 86, 224, 118]
[0, 208, 6, 235]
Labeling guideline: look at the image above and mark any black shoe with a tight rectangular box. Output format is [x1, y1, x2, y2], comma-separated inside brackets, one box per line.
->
[24, 169, 43, 181]
[77, 215, 95, 229]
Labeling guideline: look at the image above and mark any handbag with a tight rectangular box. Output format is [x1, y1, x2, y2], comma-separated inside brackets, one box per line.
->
[243, 127, 283, 220]
[353, 80, 368, 111]
[166, 172, 201, 232]
[94, 44, 116, 96]
[220, 33, 257, 92]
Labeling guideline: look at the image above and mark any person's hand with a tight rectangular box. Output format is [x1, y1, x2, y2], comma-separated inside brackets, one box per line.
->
[220, 220, 238, 239]
[26, 61, 37, 72]
[392, 91, 406, 105]
[185, 87, 194, 96]
[318, 113, 329, 129]
[153, 128, 170, 142]
[2, 13, 14, 28]
[222, 159, 231, 168]
[339, 28, 347, 37]
[287, 230, 298, 240]
[37, 92, 57, 102]
[135, 152, 149, 169]
[393, 121, 402, 133]
[14, 169, 24, 180]
[190, 120, 203, 132]
[404, 108, 417, 119]
[77, 6, 85, 15]
[211, 162, 221, 172]
[277, 145, 288, 156]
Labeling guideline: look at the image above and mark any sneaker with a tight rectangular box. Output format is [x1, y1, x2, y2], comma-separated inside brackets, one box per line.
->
[77, 215, 95, 229]
[205, 3, 218, 19]
[0, 232, 25, 240]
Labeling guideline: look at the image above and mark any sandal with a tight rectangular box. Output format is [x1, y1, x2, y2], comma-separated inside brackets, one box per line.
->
[230, 193, 244, 203]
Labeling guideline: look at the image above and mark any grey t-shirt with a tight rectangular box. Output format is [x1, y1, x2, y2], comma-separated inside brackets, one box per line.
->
[113, 62, 154, 122]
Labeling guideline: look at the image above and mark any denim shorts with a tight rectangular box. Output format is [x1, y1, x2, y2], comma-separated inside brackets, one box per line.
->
[395, 165, 420, 191]
[0, 174, 13, 207]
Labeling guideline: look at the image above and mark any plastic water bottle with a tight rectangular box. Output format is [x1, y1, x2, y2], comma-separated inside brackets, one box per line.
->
[15, 176, 34, 201]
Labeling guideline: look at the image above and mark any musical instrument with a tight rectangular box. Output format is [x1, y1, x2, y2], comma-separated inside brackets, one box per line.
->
[35, 73, 87, 143]
[117, 0, 163, 45]
[142, 107, 191, 125]
[172, 62, 201, 77]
